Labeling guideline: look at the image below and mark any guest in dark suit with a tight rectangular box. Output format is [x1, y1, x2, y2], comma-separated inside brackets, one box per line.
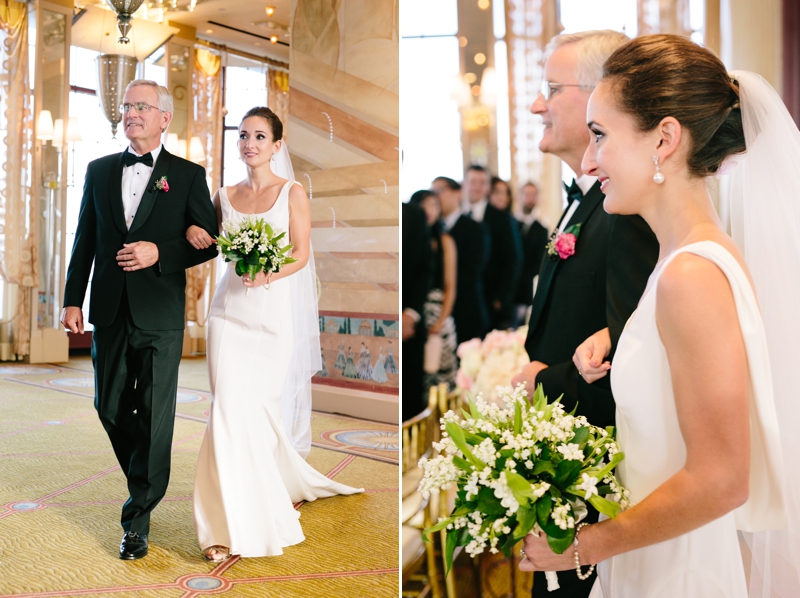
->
[514, 182, 549, 326]
[402, 201, 431, 420]
[511, 31, 659, 597]
[463, 165, 523, 331]
[61, 80, 219, 560]
[432, 176, 489, 344]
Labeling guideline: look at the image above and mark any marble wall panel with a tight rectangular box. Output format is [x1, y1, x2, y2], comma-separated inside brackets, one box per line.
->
[290, 0, 398, 397]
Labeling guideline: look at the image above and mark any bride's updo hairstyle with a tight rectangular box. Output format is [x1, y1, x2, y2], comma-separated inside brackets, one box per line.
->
[240, 106, 283, 141]
[602, 34, 745, 177]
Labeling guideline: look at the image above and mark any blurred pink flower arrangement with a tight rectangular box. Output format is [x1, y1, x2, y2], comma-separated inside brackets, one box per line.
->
[455, 327, 530, 403]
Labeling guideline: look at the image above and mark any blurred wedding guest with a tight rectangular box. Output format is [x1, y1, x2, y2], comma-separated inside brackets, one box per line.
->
[432, 176, 489, 344]
[509, 30, 659, 597]
[409, 190, 458, 391]
[463, 165, 523, 331]
[514, 182, 549, 326]
[490, 176, 513, 212]
[402, 201, 431, 420]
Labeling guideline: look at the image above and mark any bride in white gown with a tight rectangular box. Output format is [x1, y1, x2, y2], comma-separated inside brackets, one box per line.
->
[186, 107, 362, 561]
[520, 35, 800, 597]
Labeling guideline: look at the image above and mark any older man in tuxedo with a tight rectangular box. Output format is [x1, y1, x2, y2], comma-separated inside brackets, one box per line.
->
[511, 31, 659, 597]
[61, 80, 218, 560]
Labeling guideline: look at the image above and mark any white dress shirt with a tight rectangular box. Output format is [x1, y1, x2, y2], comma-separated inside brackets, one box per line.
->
[468, 198, 489, 223]
[558, 175, 597, 233]
[122, 145, 162, 229]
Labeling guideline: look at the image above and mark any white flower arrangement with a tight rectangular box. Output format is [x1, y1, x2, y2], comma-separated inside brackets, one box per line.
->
[216, 216, 297, 295]
[455, 327, 531, 404]
[420, 384, 631, 579]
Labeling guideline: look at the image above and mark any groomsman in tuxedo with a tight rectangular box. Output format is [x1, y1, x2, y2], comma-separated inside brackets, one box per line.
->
[510, 31, 659, 597]
[432, 176, 489, 344]
[514, 182, 549, 326]
[61, 80, 218, 560]
[463, 165, 523, 331]
[402, 201, 431, 420]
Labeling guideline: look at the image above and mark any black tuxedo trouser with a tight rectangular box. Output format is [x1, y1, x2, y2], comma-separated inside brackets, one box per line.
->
[91, 291, 183, 535]
[531, 507, 599, 598]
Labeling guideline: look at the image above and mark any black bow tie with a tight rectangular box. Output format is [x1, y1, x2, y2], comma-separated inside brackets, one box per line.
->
[124, 151, 153, 167]
[563, 179, 583, 205]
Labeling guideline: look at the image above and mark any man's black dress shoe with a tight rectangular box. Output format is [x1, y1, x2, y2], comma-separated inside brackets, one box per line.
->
[119, 531, 148, 560]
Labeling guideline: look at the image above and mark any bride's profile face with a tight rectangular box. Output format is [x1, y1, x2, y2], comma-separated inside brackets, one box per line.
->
[238, 116, 281, 168]
[582, 81, 657, 215]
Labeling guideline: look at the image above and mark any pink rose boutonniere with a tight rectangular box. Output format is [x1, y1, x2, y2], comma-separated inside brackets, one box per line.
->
[546, 223, 582, 260]
[152, 176, 169, 193]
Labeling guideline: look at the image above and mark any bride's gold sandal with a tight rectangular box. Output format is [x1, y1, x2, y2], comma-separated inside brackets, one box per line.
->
[203, 545, 231, 562]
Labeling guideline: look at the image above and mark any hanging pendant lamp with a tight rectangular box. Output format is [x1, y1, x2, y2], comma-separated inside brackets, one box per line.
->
[104, 0, 146, 44]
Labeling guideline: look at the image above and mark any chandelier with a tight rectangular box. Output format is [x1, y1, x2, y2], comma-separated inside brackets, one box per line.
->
[104, 0, 146, 44]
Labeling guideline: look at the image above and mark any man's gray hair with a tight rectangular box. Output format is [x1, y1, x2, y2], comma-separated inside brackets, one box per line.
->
[125, 79, 174, 113]
[544, 30, 630, 88]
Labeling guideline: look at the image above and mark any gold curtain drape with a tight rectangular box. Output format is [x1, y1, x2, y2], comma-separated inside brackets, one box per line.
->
[0, 2, 37, 359]
[184, 48, 222, 330]
[268, 68, 289, 138]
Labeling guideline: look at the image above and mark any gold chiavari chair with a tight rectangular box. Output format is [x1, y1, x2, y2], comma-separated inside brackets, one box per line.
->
[402, 387, 442, 598]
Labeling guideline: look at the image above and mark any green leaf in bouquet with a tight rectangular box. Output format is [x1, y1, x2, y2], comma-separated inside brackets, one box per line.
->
[505, 470, 536, 506]
[422, 517, 453, 538]
[513, 504, 538, 540]
[235, 261, 247, 276]
[444, 529, 457, 576]
[555, 459, 583, 487]
[273, 231, 285, 242]
[596, 484, 613, 496]
[453, 455, 473, 472]
[463, 430, 486, 446]
[546, 528, 575, 554]
[532, 460, 556, 477]
[477, 486, 509, 517]
[514, 399, 523, 435]
[532, 384, 547, 412]
[246, 252, 260, 266]
[591, 451, 625, 481]
[445, 422, 487, 470]
[571, 426, 590, 447]
[461, 407, 473, 421]
[263, 221, 274, 236]
[588, 494, 622, 518]
[606, 426, 616, 438]
[536, 495, 553, 529]
[466, 395, 485, 420]
[279, 243, 293, 254]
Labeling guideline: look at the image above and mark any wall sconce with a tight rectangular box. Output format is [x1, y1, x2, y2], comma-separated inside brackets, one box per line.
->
[189, 136, 206, 162]
[265, 5, 275, 17]
[37, 110, 54, 142]
[480, 67, 497, 107]
[53, 119, 65, 148]
[270, 35, 278, 44]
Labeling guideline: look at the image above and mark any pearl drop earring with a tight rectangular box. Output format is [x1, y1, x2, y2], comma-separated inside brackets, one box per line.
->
[653, 156, 665, 184]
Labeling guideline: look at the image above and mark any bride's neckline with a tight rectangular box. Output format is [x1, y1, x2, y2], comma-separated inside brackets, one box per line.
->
[222, 180, 291, 215]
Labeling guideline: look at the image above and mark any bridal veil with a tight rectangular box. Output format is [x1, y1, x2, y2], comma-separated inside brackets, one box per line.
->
[270, 141, 321, 459]
[718, 70, 800, 597]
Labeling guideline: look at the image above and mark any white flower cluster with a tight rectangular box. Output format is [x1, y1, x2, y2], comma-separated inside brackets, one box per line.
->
[418, 383, 629, 568]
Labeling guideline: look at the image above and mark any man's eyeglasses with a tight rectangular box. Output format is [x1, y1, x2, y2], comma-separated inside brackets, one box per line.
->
[541, 81, 594, 100]
[120, 102, 165, 114]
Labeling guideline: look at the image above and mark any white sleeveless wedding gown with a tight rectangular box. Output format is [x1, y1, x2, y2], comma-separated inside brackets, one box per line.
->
[193, 181, 363, 558]
[590, 241, 784, 598]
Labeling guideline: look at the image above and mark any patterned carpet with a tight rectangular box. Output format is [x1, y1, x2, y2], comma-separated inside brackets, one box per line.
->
[0, 357, 398, 597]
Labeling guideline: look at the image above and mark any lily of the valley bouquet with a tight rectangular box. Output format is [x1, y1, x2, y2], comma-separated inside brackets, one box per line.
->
[419, 384, 631, 591]
[216, 217, 297, 295]
[455, 327, 530, 404]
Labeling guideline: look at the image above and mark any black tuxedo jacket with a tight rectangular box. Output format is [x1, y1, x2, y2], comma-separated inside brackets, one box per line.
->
[64, 149, 219, 331]
[515, 217, 549, 305]
[524, 181, 658, 428]
[449, 214, 489, 343]
[481, 203, 523, 325]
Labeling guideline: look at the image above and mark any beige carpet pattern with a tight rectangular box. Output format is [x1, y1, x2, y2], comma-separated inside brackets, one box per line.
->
[0, 357, 398, 597]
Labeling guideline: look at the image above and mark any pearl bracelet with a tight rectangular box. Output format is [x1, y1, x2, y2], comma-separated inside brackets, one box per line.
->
[573, 522, 595, 580]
